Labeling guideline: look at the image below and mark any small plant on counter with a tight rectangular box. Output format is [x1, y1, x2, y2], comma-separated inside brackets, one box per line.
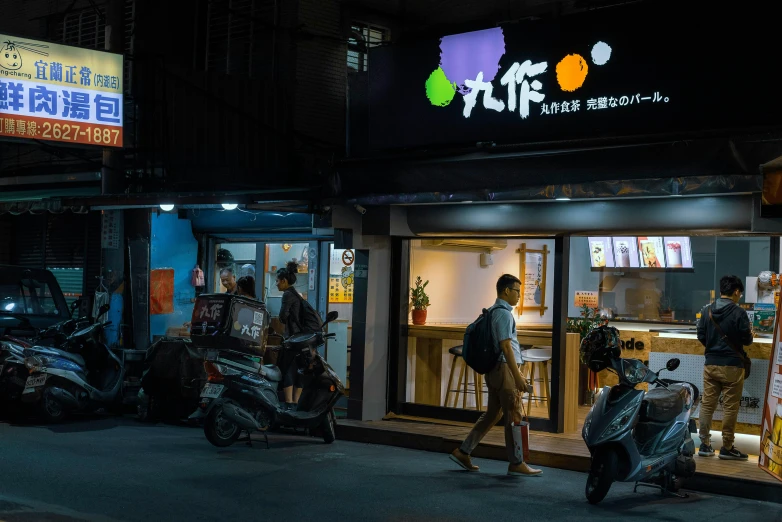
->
[567, 304, 609, 340]
[410, 276, 430, 325]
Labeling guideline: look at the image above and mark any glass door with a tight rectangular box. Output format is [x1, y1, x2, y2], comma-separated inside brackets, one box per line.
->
[261, 242, 312, 316]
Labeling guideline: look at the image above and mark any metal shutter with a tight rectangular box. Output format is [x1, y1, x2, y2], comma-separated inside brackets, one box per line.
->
[12, 214, 46, 268]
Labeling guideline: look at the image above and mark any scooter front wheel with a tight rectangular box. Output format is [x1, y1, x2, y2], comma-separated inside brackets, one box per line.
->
[40, 387, 67, 424]
[204, 405, 241, 447]
[322, 409, 336, 444]
[585, 450, 618, 505]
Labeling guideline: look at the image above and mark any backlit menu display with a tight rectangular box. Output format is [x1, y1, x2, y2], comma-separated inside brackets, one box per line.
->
[587, 237, 615, 269]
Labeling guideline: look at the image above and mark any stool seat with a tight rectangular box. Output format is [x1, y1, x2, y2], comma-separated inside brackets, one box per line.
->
[523, 348, 552, 362]
[448, 345, 463, 357]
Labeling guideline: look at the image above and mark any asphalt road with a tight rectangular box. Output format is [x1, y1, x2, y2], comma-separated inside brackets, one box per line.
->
[0, 414, 780, 522]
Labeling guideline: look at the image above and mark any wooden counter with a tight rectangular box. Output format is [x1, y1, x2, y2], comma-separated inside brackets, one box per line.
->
[407, 323, 581, 431]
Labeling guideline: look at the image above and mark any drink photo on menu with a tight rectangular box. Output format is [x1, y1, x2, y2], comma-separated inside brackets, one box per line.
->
[611, 237, 640, 268]
[637, 237, 666, 268]
[663, 237, 693, 268]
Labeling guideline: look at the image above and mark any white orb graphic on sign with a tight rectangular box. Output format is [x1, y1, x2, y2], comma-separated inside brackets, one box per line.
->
[591, 41, 612, 66]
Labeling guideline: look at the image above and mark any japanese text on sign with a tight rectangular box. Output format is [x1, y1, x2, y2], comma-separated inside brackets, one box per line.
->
[0, 34, 123, 147]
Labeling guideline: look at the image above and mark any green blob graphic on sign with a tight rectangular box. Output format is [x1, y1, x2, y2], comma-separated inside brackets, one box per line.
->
[425, 67, 456, 107]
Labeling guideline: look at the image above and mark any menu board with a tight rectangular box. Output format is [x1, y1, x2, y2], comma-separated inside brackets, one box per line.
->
[587, 237, 615, 268]
[611, 237, 640, 269]
[760, 305, 782, 482]
[663, 237, 693, 268]
[637, 237, 666, 268]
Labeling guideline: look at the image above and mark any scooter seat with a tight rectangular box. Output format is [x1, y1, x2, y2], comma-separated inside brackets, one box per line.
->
[261, 365, 282, 382]
[641, 385, 685, 423]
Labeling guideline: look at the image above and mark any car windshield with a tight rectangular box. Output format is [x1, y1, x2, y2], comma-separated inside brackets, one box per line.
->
[0, 274, 62, 316]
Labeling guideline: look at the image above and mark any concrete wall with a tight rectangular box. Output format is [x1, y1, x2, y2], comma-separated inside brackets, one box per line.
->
[150, 213, 198, 340]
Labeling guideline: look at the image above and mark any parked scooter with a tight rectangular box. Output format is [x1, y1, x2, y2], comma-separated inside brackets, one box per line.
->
[580, 325, 700, 504]
[194, 310, 344, 448]
[19, 317, 124, 422]
[0, 302, 96, 407]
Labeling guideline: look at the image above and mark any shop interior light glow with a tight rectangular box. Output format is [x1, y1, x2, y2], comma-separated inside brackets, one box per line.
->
[556, 197, 571, 201]
[159, 204, 175, 211]
[222, 203, 238, 210]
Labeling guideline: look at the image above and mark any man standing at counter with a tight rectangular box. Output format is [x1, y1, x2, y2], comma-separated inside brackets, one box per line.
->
[696, 275, 753, 461]
[449, 274, 542, 476]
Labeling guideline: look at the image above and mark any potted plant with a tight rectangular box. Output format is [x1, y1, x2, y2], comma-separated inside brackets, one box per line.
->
[658, 293, 676, 322]
[567, 305, 609, 406]
[410, 276, 430, 325]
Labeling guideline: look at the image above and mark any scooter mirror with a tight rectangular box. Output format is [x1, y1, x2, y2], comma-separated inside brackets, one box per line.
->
[325, 311, 339, 323]
[666, 358, 680, 372]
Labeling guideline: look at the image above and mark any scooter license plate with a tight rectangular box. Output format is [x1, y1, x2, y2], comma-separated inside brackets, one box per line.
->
[200, 383, 224, 399]
[22, 373, 47, 393]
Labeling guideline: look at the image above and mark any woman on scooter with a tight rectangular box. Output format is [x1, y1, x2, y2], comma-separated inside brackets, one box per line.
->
[276, 262, 311, 410]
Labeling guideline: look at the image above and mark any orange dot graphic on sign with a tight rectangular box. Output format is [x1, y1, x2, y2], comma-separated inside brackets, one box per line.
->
[556, 53, 589, 92]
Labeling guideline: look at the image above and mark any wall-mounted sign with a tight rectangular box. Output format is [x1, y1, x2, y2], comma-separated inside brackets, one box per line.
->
[369, 2, 782, 150]
[0, 34, 123, 147]
[574, 291, 598, 309]
[329, 248, 354, 303]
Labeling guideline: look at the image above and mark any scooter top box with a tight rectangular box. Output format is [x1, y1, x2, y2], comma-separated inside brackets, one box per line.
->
[190, 294, 269, 353]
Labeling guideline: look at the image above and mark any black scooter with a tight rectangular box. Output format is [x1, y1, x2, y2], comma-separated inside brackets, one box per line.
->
[195, 311, 344, 448]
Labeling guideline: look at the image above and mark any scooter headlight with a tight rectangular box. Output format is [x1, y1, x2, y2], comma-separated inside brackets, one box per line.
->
[600, 395, 642, 439]
[582, 414, 593, 439]
[24, 356, 43, 372]
[623, 360, 648, 385]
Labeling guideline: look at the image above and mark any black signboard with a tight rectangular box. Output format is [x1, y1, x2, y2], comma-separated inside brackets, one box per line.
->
[369, 2, 782, 151]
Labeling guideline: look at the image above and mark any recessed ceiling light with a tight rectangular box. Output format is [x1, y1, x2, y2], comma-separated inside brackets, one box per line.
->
[159, 204, 175, 211]
[221, 203, 238, 210]
[555, 197, 571, 201]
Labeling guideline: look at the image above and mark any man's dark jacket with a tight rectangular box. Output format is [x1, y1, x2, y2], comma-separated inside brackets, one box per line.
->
[696, 298, 753, 368]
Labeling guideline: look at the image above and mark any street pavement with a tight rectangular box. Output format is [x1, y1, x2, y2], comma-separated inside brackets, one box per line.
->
[0, 414, 780, 522]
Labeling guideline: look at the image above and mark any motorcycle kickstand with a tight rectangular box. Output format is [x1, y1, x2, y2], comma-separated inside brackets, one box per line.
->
[633, 481, 689, 499]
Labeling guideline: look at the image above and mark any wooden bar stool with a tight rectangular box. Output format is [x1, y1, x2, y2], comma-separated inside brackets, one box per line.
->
[443, 345, 485, 410]
[522, 347, 552, 417]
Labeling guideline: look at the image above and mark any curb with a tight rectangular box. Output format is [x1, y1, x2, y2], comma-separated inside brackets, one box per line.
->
[336, 422, 782, 504]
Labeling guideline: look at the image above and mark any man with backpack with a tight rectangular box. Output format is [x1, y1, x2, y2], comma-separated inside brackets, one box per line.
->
[449, 274, 542, 476]
[696, 274, 753, 461]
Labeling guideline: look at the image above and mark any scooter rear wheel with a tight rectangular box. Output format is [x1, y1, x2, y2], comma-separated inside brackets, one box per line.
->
[585, 450, 617, 505]
[204, 405, 241, 447]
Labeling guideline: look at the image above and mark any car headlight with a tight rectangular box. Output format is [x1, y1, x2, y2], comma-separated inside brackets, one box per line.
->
[600, 396, 642, 439]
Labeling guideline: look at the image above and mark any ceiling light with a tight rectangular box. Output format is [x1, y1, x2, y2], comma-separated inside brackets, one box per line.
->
[555, 197, 571, 201]
[221, 203, 238, 210]
[159, 204, 175, 212]
[4, 303, 15, 311]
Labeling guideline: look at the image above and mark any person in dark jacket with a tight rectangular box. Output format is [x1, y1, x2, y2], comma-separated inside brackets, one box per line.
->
[696, 275, 753, 461]
[276, 261, 306, 409]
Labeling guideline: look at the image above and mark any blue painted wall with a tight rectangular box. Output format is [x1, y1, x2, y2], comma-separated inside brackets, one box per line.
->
[150, 213, 198, 340]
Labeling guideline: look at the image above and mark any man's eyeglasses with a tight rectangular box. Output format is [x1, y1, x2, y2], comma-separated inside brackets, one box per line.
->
[510, 287, 521, 294]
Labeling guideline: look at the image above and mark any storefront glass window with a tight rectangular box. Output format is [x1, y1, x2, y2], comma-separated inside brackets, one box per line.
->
[262, 243, 309, 316]
[406, 239, 555, 420]
[569, 236, 772, 324]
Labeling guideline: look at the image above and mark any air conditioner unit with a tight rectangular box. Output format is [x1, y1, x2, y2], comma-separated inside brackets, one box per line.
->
[420, 239, 508, 251]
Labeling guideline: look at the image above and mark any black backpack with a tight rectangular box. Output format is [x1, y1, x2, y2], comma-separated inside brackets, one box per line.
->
[462, 306, 500, 374]
[292, 291, 324, 333]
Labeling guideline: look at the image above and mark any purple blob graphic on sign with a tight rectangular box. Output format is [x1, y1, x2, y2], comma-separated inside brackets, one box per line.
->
[439, 27, 506, 95]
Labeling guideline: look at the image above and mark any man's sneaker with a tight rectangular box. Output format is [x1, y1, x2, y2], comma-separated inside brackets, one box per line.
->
[698, 443, 715, 457]
[508, 461, 542, 476]
[718, 446, 748, 461]
[449, 448, 479, 471]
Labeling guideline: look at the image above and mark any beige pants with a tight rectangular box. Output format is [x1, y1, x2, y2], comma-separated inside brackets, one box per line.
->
[699, 364, 745, 448]
[460, 362, 523, 464]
